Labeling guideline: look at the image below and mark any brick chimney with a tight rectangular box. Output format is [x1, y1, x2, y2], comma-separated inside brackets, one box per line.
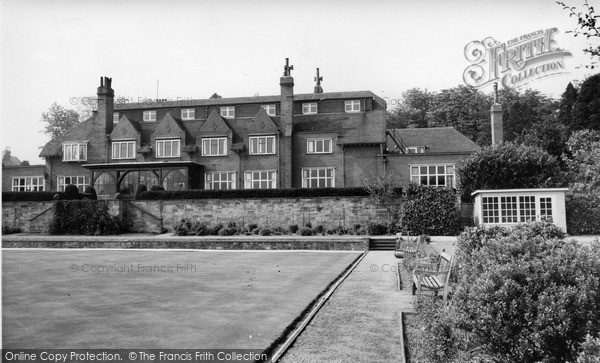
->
[97, 76, 114, 134]
[491, 82, 503, 145]
[280, 58, 294, 188]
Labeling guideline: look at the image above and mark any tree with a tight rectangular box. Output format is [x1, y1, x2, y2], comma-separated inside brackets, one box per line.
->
[572, 74, 600, 130]
[516, 115, 571, 159]
[558, 82, 579, 129]
[387, 88, 433, 129]
[41, 103, 81, 139]
[425, 85, 490, 143]
[457, 142, 565, 202]
[362, 174, 403, 223]
[499, 88, 558, 142]
[565, 129, 600, 193]
[557, 0, 600, 69]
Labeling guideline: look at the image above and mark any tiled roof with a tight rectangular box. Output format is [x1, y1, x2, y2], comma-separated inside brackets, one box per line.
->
[39, 118, 95, 157]
[387, 127, 480, 154]
[114, 91, 382, 110]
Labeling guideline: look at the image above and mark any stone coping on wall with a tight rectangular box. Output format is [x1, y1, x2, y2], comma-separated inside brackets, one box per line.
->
[1, 234, 369, 250]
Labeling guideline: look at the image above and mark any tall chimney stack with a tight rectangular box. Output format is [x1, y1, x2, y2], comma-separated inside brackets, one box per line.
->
[491, 82, 503, 145]
[97, 76, 115, 134]
[280, 58, 294, 188]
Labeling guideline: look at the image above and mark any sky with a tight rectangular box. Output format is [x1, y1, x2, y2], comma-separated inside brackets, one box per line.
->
[1, 0, 597, 164]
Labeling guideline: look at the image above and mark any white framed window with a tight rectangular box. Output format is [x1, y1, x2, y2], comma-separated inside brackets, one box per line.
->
[261, 104, 276, 116]
[181, 108, 195, 120]
[143, 110, 157, 122]
[249, 136, 276, 155]
[244, 171, 276, 189]
[62, 142, 87, 162]
[302, 168, 335, 188]
[410, 165, 455, 188]
[202, 137, 227, 156]
[156, 139, 181, 158]
[57, 176, 90, 192]
[540, 197, 553, 222]
[483, 195, 538, 224]
[205, 172, 236, 190]
[345, 100, 361, 113]
[302, 102, 317, 115]
[406, 146, 425, 154]
[113, 112, 119, 123]
[307, 138, 333, 154]
[220, 106, 235, 118]
[12, 177, 45, 191]
[112, 141, 136, 159]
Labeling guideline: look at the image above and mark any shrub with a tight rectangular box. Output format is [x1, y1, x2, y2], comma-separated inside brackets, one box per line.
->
[2, 191, 58, 201]
[260, 228, 272, 236]
[63, 184, 81, 200]
[315, 225, 324, 234]
[457, 142, 565, 202]
[83, 186, 98, 200]
[150, 185, 165, 191]
[2, 225, 22, 234]
[399, 184, 459, 236]
[367, 222, 388, 235]
[288, 224, 299, 234]
[174, 219, 191, 236]
[49, 200, 122, 235]
[300, 227, 313, 236]
[567, 193, 600, 235]
[134, 184, 147, 200]
[248, 223, 258, 232]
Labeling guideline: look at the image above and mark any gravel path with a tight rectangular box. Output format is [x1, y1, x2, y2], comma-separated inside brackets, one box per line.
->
[280, 251, 414, 363]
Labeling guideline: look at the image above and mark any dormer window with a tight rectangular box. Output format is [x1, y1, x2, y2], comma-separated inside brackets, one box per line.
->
[302, 103, 317, 115]
[406, 146, 425, 154]
[220, 106, 235, 118]
[143, 110, 157, 122]
[345, 100, 361, 113]
[62, 142, 87, 161]
[156, 139, 181, 158]
[261, 105, 276, 116]
[112, 140, 136, 159]
[181, 108, 195, 120]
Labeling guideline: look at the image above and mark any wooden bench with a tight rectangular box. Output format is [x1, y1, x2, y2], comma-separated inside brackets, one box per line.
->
[412, 250, 453, 303]
[394, 232, 420, 259]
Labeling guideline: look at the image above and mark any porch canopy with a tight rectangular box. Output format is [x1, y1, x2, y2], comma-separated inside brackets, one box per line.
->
[82, 161, 203, 196]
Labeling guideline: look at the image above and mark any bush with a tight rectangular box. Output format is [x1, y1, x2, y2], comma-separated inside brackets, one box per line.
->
[288, 224, 299, 234]
[399, 184, 459, 236]
[567, 193, 600, 235]
[457, 142, 565, 203]
[138, 187, 369, 200]
[247, 223, 258, 233]
[300, 227, 314, 236]
[134, 184, 147, 200]
[2, 191, 58, 201]
[174, 219, 191, 236]
[315, 225, 324, 234]
[2, 225, 22, 234]
[150, 185, 165, 191]
[367, 222, 388, 235]
[260, 228, 272, 236]
[63, 184, 81, 200]
[83, 186, 98, 200]
[49, 200, 122, 235]
[436, 222, 600, 362]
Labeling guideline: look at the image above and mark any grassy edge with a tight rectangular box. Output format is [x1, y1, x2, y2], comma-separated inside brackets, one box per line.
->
[402, 312, 418, 363]
[259, 251, 365, 362]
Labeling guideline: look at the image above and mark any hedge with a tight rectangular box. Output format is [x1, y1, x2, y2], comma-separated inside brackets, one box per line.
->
[399, 184, 460, 235]
[49, 200, 122, 235]
[138, 187, 370, 200]
[566, 193, 600, 235]
[2, 191, 58, 201]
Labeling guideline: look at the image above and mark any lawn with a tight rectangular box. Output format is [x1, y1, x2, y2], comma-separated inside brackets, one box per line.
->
[2, 249, 360, 349]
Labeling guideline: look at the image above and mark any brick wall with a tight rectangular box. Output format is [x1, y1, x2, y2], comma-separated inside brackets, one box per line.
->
[3, 196, 389, 234]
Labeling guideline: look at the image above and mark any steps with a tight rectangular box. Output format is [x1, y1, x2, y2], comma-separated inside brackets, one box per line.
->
[369, 236, 397, 251]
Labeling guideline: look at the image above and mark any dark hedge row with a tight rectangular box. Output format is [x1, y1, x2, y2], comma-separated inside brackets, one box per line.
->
[49, 200, 122, 235]
[2, 191, 58, 201]
[138, 187, 370, 200]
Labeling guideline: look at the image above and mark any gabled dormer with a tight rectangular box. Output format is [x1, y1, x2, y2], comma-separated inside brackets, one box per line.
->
[151, 112, 194, 159]
[198, 110, 233, 157]
[247, 108, 279, 135]
[247, 108, 279, 155]
[110, 115, 141, 161]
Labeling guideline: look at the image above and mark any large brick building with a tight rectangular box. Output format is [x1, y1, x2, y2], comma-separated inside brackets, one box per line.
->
[38, 62, 390, 196]
[6, 60, 480, 196]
